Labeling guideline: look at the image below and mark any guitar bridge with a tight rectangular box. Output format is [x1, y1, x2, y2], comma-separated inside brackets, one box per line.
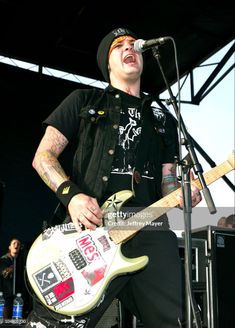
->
[54, 259, 71, 280]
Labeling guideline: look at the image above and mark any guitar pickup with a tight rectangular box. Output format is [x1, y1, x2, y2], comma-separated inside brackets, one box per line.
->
[69, 249, 87, 270]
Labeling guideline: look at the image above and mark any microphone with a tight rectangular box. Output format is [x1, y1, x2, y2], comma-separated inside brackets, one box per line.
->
[134, 37, 170, 52]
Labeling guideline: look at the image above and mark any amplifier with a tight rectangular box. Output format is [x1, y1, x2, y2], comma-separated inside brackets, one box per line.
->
[97, 236, 208, 328]
[178, 236, 208, 327]
[177, 236, 206, 284]
[192, 225, 235, 328]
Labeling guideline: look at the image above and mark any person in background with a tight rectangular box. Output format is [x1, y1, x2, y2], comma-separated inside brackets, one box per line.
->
[217, 216, 226, 227]
[25, 27, 202, 328]
[217, 214, 235, 228]
[0, 238, 21, 318]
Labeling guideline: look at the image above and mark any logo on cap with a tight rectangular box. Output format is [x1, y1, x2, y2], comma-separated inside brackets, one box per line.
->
[113, 28, 130, 37]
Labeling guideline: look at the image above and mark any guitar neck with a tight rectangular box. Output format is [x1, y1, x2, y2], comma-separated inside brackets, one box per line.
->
[108, 158, 234, 244]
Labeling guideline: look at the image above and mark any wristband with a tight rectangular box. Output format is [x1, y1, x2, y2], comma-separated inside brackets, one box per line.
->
[56, 180, 82, 208]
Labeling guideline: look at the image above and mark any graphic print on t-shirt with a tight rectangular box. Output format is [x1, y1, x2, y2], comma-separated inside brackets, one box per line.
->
[111, 103, 167, 177]
[106, 101, 168, 205]
[111, 106, 142, 174]
[119, 116, 140, 150]
[151, 106, 166, 134]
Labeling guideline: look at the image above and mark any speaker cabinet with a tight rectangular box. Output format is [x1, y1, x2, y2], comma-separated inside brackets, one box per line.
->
[192, 225, 235, 328]
[97, 228, 235, 328]
[96, 298, 120, 328]
[118, 237, 208, 328]
[177, 237, 207, 284]
[178, 237, 208, 327]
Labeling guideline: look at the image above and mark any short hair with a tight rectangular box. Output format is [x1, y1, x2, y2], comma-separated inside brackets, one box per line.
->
[217, 216, 226, 227]
[226, 214, 235, 228]
[217, 214, 235, 228]
[9, 238, 21, 244]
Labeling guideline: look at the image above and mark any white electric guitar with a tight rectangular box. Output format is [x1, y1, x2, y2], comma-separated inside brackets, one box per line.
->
[26, 152, 235, 316]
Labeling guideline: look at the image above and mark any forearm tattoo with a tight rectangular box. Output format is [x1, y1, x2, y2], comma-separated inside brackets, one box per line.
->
[161, 175, 179, 196]
[34, 127, 69, 192]
[36, 150, 68, 192]
[161, 164, 179, 196]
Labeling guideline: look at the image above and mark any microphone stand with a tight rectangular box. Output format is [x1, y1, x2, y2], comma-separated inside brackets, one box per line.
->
[13, 256, 16, 295]
[151, 44, 217, 328]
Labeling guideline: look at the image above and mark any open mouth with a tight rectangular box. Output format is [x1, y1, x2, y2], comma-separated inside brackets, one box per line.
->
[123, 54, 136, 64]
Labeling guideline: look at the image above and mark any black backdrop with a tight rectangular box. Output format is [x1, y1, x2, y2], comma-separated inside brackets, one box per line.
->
[0, 1, 234, 95]
[0, 63, 89, 255]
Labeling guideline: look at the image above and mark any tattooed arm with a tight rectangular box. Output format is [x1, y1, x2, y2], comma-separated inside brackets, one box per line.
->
[32, 125, 102, 231]
[161, 163, 202, 208]
[161, 163, 179, 197]
[32, 126, 69, 191]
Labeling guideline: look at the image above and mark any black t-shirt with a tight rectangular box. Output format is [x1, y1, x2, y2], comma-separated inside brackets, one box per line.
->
[103, 91, 157, 208]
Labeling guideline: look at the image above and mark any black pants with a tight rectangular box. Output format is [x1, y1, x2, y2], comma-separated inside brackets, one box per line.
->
[25, 230, 184, 328]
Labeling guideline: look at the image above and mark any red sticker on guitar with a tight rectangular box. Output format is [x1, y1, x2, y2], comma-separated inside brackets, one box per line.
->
[82, 264, 106, 286]
[52, 277, 74, 301]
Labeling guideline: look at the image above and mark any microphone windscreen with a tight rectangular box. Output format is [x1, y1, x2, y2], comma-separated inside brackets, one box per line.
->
[134, 39, 145, 52]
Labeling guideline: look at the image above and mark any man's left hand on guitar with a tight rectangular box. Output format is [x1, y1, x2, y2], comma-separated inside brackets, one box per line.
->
[176, 171, 202, 209]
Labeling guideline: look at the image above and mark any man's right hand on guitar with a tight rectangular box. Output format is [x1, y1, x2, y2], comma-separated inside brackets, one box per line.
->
[68, 193, 103, 232]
